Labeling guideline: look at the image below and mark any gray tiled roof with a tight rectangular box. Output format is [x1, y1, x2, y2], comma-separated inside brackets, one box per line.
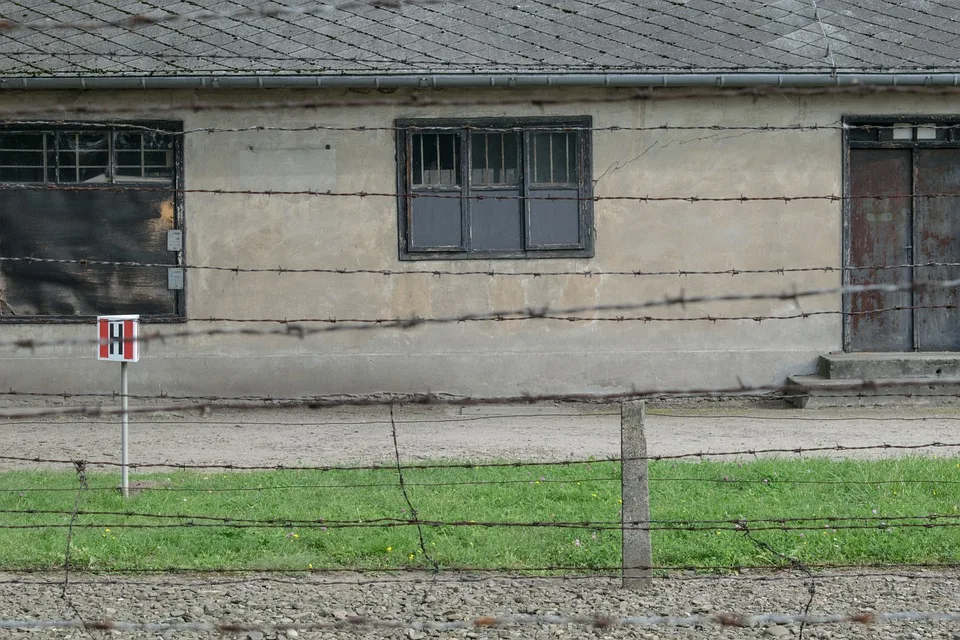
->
[0, 0, 958, 77]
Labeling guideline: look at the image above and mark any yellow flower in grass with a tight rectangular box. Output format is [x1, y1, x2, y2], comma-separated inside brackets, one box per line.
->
[386, 546, 392, 552]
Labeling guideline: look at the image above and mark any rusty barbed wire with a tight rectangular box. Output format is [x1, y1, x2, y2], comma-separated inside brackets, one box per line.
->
[5, 255, 960, 276]
[1, 438, 958, 470]
[5, 181, 960, 203]
[0, 476, 622, 494]
[0, 119, 892, 135]
[3, 508, 957, 530]
[4, 119, 960, 136]
[0, 474, 956, 496]
[1, 474, 957, 495]
[2, 307, 955, 330]
[1, 561, 957, 577]
[1, 609, 958, 633]
[9, 278, 960, 350]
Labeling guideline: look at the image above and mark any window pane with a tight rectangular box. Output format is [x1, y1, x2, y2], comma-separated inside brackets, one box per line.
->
[0, 133, 43, 150]
[412, 133, 460, 186]
[531, 132, 576, 185]
[116, 165, 143, 177]
[0, 134, 46, 182]
[471, 191, 522, 251]
[78, 150, 109, 166]
[79, 166, 109, 182]
[532, 132, 552, 183]
[847, 125, 878, 142]
[143, 150, 171, 167]
[116, 150, 142, 167]
[410, 194, 462, 249]
[115, 132, 142, 150]
[528, 188, 581, 247]
[144, 167, 174, 179]
[471, 133, 519, 186]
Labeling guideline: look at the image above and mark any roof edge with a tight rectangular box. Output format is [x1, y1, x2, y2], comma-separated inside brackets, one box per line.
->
[2, 72, 960, 91]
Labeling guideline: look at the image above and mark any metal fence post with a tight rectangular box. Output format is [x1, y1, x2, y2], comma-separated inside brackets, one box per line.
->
[621, 400, 652, 589]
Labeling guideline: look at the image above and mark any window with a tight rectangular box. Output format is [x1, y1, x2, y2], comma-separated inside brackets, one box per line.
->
[396, 117, 593, 259]
[0, 123, 182, 320]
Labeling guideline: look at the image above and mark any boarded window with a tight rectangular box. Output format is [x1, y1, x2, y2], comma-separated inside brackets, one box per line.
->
[398, 118, 593, 260]
[0, 124, 182, 319]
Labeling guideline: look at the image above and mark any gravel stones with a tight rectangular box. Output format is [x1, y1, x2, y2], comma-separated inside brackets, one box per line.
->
[0, 571, 956, 639]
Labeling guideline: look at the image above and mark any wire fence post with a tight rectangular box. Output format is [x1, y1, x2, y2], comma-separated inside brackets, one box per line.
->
[621, 399, 652, 589]
[120, 361, 129, 498]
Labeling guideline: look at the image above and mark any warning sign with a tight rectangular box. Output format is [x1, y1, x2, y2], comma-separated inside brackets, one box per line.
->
[97, 315, 140, 362]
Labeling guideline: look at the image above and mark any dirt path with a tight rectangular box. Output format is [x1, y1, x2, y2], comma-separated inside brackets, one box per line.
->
[1, 402, 959, 469]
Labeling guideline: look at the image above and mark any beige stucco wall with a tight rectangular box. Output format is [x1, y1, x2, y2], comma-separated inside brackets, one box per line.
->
[1, 87, 957, 397]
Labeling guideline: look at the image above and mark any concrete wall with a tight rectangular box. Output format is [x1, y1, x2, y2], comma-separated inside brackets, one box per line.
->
[2, 87, 958, 398]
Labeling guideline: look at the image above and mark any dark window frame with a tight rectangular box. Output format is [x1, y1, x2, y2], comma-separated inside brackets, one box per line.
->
[396, 116, 594, 260]
[0, 120, 185, 324]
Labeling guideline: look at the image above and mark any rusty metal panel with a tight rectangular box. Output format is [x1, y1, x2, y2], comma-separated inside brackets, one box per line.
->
[914, 149, 960, 351]
[848, 149, 913, 352]
[0, 188, 176, 317]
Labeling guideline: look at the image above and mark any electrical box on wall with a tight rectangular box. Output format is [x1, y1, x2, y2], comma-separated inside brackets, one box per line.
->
[167, 229, 183, 252]
[167, 268, 184, 290]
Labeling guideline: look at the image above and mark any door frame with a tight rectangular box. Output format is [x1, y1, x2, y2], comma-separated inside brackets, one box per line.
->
[842, 115, 960, 352]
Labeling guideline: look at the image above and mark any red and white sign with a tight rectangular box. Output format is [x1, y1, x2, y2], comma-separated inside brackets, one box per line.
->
[97, 315, 140, 362]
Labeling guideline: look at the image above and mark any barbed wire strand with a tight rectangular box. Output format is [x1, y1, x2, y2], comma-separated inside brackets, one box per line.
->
[8, 119, 960, 135]
[12, 277, 960, 351]
[2, 473, 955, 495]
[741, 526, 817, 640]
[4, 509, 958, 528]
[6, 255, 960, 276]
[390, 404, 438, 573]
[9, 182, 960, 203]
[1, 439, 958, 470]
[2, 518, 958, 533]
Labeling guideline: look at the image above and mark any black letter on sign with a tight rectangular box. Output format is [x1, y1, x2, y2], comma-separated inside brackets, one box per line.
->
[109, 322, 123, 357]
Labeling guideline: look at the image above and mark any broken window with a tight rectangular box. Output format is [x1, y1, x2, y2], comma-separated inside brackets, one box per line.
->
[397, 117, 593, 259]
[0, 123, 182, 319]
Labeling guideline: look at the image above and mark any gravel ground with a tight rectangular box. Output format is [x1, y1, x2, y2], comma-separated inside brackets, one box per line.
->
[1, 571, 958, 640]
[1, 400, 959, 638]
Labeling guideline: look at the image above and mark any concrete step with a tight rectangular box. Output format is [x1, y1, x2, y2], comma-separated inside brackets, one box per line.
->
[785, 374, 960, 409]
[819, 352, 960, 379]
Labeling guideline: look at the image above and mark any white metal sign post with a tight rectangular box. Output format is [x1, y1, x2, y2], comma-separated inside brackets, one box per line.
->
[97, 314, 140, 498]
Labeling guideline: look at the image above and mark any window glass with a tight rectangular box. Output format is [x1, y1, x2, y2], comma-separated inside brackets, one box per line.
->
[400, 119, 592, 259]
[531, 132, 577, 185]
[56, 132, 109, 182]
[412, 133, 460, 186]
[471, 132, 519, 185]
[114, 131, 175, 180]
[0, 133, 45, 182]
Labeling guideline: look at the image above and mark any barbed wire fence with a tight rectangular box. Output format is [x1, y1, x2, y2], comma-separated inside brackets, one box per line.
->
[0, 32, 960, 634]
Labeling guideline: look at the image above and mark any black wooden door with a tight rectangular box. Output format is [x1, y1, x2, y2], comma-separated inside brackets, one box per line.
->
[848, 149, 913, 351]
[914, 149, 960, 350]
[847, 146, 960, 351]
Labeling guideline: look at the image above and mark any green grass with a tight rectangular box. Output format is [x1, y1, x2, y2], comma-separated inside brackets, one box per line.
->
[0, 457, 957, 572]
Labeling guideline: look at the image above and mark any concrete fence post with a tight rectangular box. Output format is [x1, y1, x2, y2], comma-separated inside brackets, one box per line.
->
[621, 400, 652, 589]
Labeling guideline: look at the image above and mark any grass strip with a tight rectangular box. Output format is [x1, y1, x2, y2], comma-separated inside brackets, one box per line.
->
[0, 456, 956, 571]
